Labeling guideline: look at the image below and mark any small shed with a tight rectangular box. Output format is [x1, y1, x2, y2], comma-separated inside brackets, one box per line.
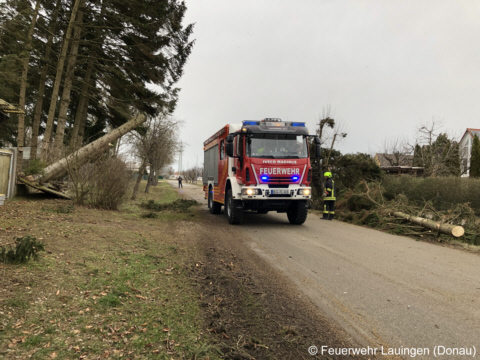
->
[0, 99, 23, 199]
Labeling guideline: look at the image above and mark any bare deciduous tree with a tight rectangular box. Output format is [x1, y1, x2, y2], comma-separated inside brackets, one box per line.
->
[130, 115, 180, 199]
[183, 166, 202, 183]
[378, 136, 412, 166]
[411, 119, 460, 177]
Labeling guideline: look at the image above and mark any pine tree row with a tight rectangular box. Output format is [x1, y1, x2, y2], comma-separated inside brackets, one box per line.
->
[0, 0, 193, 163]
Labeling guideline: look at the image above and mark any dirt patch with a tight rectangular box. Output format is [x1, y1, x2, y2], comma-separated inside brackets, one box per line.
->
[188, 212, 366, 360]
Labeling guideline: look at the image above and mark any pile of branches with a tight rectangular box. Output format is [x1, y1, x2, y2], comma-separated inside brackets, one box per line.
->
[336, 181, 480, 245]
[0, 236, 45, 264]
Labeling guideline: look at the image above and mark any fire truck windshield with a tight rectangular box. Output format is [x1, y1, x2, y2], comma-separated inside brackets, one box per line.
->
[246, 134, 308, 159]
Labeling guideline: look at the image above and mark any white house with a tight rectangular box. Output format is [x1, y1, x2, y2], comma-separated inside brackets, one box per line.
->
[459, 128, 480, 176]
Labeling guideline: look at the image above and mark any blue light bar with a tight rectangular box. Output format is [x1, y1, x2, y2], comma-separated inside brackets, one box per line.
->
[243, 121, 260, 126]
[292, 176, 299, 181]
[291, 122, 305, 127]
[261, 175, 268, 181]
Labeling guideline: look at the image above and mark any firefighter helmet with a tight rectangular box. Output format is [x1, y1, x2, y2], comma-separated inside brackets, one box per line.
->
[324, 171, 332, 178]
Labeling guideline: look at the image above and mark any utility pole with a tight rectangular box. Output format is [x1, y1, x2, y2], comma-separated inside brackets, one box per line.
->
[178, 142, 183, 175]
[195, 155, 198, 184]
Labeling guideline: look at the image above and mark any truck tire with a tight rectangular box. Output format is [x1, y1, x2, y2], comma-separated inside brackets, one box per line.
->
[209, 187, 222, 214]
[287, 200, 308, 225]
[226, 189, 243, 224]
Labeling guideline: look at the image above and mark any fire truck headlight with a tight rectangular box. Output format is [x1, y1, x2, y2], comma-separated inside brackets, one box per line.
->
[242, 188, 261, 196]
[298, 189, 310, 196]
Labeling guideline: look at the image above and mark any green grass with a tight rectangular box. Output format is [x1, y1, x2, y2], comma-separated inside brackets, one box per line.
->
[0, 179, 220, 359]
[4, 296, 29, 310]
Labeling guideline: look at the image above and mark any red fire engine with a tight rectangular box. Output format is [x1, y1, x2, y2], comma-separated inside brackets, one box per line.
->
[203, 118, 321, 225]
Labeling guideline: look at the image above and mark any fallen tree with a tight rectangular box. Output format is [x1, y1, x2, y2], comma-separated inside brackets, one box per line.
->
[35, 114, 146, 184]
[392, 211, 465, 238]
[337, 182, 471, 241]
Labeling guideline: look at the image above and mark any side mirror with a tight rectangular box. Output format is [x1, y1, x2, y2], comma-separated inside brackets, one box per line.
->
[314, 137, 321, 158]
[226, 134, 234, 157]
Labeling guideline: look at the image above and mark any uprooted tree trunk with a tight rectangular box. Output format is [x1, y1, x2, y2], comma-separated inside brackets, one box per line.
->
[36, 114, 147, 184]
[393, 212, 465, 238]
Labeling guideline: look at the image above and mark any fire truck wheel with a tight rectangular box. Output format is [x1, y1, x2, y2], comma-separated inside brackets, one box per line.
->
[209, 188, 222, 214]
[226, 189, 243, 225]
[287, 200, 308, 225]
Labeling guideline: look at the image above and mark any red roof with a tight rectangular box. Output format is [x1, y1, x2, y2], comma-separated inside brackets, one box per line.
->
[460, 128, 480, 142]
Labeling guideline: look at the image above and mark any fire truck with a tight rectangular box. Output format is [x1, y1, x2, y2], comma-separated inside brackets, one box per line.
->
[203, 118, 321, 225]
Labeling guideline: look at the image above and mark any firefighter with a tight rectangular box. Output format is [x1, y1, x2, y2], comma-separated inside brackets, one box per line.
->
[322, 171, 335, 220]
[178, 176, 183, 188]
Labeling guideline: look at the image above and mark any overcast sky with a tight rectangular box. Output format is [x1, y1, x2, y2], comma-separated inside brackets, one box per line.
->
[171, 1, 480, 172]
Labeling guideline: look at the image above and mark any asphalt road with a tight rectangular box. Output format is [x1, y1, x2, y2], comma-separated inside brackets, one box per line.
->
[171, 181, 480, 358]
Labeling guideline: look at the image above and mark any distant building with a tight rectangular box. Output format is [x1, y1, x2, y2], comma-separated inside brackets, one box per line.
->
[459, 128, 480, 177]
[374, 153, 414, 167]
[374, 153, 423, 176]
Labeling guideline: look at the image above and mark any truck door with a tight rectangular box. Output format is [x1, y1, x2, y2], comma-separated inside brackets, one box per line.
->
[234, 135, 245, 184]
[218, 139, 227, 201]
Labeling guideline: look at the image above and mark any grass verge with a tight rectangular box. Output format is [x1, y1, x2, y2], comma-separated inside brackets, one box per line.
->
[0, 180, 219, 359]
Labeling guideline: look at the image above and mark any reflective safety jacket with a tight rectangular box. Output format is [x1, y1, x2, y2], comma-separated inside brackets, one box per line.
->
[324, 178, 336, 201]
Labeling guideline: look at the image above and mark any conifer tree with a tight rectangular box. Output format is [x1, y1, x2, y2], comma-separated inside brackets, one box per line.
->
[413, 144, 422, 167]
[470, 134, 480, 177]
[0, 0, 194, 166]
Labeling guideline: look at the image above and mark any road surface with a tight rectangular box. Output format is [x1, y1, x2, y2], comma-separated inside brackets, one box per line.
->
[171, 181, 480, 358]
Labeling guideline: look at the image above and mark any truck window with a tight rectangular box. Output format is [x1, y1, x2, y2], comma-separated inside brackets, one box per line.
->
[246, 134, 308, 159]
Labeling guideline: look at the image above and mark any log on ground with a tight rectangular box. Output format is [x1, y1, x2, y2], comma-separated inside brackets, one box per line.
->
[393, 211, 464, 237]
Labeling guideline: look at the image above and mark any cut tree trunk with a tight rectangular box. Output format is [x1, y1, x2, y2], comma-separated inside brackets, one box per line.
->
[36, 114, 147, 184]
[393, 212, 464, 237]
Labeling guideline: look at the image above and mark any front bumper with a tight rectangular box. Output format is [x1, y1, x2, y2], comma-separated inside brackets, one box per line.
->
[237, 186, 312, 201]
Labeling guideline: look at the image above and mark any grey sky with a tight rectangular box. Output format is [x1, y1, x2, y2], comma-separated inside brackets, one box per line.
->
[172, 1, 480, 172]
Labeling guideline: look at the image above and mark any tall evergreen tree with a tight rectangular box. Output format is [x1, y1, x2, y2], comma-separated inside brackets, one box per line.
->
[470, 134, 480, 177]
[413, 133, 460, 177]
[413, 144, 422, 167]
[0, 0, 194, 165]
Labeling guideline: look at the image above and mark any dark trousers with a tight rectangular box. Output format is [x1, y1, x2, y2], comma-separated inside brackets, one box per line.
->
[178, 181, 182, 188]
[323, 200, 335, 219]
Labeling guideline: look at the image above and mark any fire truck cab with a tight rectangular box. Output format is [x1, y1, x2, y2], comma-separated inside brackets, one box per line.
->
[203, 118, 321, 225]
